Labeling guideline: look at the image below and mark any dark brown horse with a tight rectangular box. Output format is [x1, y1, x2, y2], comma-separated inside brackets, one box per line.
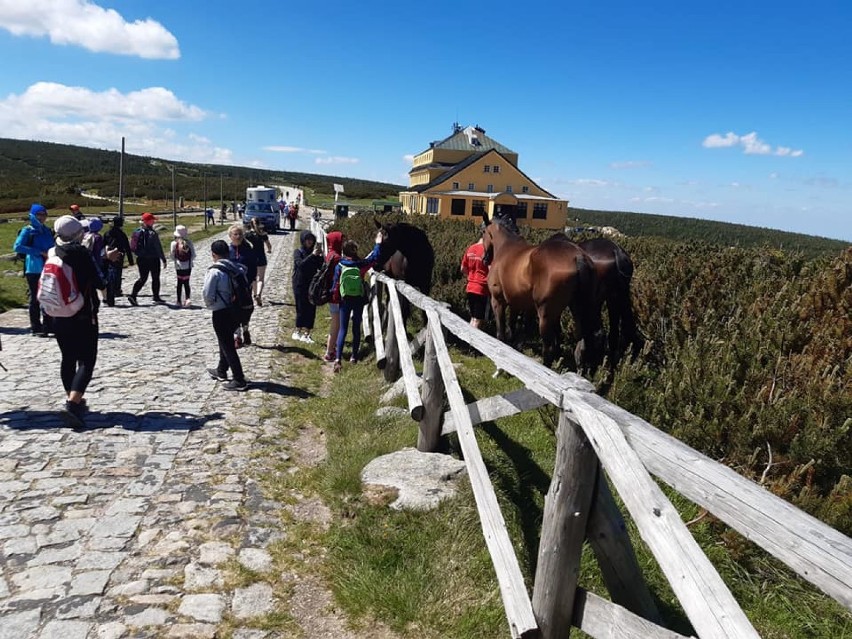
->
[578, 237, 644, 366]
[482, 216, 600, 368]
[373, 220, 435, 326]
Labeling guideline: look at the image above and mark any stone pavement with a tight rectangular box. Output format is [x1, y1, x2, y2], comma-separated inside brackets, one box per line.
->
[0, 226, 303, 638]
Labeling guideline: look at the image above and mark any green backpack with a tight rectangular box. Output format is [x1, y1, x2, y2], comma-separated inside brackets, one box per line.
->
[339, 264, 366, 298]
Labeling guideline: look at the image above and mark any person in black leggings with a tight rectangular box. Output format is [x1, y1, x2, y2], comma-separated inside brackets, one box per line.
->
[49, 215, 108, 428]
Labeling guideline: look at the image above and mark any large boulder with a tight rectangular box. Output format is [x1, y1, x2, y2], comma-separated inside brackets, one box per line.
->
[361, 448, 467, 511]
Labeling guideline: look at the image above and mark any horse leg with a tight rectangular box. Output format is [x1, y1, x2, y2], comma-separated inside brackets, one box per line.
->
[492, 297, 507, 342]
[537, 307, 559, 368]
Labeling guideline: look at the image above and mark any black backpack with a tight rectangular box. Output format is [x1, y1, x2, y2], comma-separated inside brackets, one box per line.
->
[212, 263, 254, 314]
[308, 260, 332, 306]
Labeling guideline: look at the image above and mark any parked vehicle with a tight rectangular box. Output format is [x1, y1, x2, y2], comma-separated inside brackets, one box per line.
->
[246, 186, 277, 205]
[243, 201, 279, 233]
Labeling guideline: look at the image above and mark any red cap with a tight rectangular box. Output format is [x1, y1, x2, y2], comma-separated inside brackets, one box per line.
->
[141, 212, 157, 224]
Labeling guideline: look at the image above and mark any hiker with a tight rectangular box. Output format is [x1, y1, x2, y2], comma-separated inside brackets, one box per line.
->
[127, 212, 167, 306]
[13, 203, 56, 337]
[44, 215, 108, 428]
[102, 216, 133, 306]
[291, 230, 323, 343]
[69, 204, 84, 220]
[330, 235, 382, 373]
[245, 218, 272, 306]
[170, 225, 196, 307]
[203, 239, 248, 391]
[321, 231, 345, 362]
[460, 229, 490, 329]
[287, 202, 298, 232]
[227, 224, 257, 346]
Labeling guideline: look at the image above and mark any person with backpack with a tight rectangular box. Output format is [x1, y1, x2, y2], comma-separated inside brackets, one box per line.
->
[245, 218, 272, 306]
[227, 224, 257, 346]
[13, 203, 55, 337]
[330, 235, 382, 373]
[127, 212, 167, 306]
[102, 216, 133, 306]
[170, 225, 196, 307]
[320, 231, 345, 362]
[291, 230, 324, 343]
[40, 215, 108, 428]
[202, 239, 249, 391]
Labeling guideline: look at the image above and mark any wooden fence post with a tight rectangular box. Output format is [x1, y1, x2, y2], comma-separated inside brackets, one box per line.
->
[384, 297, 400, 382]
[532, 410, 598, 639]
[418, 318, 445, 452]
[587, 474, 663, 624]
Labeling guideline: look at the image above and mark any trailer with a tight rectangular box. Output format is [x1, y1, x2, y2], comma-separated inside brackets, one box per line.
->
[246, 185, 277, 204]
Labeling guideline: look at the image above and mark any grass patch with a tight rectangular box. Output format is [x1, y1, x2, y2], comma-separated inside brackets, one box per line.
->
[263, 321, 852, 638]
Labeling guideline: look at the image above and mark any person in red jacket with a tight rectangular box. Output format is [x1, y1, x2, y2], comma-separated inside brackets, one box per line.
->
[460, 230, 490, 329]
[321, 230, 345, 362]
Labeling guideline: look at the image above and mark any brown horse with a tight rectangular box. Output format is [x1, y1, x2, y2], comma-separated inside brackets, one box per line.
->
[578, 237, 644, 366]
[482, 216, 600, 369]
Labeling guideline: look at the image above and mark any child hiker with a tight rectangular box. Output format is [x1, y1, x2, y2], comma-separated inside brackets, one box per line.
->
[330, 234, 382, 373]
[170, 225, 196, 307]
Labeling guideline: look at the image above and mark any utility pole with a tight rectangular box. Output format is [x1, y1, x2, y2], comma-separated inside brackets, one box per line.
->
[203, 171, 208, 230]
[118, 137, 125, 220]
[170, 165, 177, 229]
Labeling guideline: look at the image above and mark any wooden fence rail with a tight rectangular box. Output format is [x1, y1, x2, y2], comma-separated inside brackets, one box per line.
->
[308, 219, 852, 638]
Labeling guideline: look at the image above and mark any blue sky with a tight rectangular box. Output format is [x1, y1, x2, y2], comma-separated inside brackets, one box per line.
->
[1, 1, 850, 241]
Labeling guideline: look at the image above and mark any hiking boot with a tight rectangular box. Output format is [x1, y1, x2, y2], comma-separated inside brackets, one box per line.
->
[242, 329, 252, 346]
[222, 379, 248, 392]
[207, 367, 228, 381]
[60, 401, 85, 430]
[127, 295, 138, 306]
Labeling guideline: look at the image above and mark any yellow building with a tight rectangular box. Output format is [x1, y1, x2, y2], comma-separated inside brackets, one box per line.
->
[399, 124, 568, 229]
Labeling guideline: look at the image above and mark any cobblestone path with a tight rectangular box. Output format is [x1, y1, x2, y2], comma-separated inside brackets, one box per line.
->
[0, 228, 301, 638]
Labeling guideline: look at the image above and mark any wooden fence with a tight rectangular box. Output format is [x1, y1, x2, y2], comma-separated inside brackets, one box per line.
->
[309, 219, 852, 639]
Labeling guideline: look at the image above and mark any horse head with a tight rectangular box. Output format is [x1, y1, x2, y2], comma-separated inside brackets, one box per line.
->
[480, 212, 520, 265]
[373, 219, 434, 294]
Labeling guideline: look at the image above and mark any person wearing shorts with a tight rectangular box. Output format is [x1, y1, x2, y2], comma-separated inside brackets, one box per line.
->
[461, 232, 490, 329]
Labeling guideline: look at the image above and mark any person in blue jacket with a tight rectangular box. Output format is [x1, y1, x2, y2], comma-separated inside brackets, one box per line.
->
[12, 203, 55, 336]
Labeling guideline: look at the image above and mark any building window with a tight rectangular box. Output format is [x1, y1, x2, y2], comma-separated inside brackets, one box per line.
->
[533, 203, 548, 219]
[452, 181, 459, 190]
[522, 186, 529, 194]
[516, 202, 528, 218]
[506, 185, 513, 193]
[471, 200, 486, 217]
[426, 197, 439, 215]
[451, 198, 466, 216]
[468, 182, 475, 191]
[487, 184, 494, 193]
[483, 165, 491, 173]
[493, 165, 500, 174]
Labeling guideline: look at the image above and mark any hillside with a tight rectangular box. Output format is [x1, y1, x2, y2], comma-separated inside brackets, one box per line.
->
[1, 138, 847, 257]
[0, 137, 403, 211]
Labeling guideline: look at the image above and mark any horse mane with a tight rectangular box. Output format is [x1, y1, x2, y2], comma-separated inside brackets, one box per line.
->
[491, 214, 519, 235]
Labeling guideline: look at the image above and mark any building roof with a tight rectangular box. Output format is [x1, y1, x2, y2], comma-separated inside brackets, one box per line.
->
[420, 125, 516, 156]
[405, 149, 558, 199]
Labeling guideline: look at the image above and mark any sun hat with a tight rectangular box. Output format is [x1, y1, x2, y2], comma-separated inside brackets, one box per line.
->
[54, 215, 84, 241]
[174, 225, 188, 238]
[141, 212, 157, 224]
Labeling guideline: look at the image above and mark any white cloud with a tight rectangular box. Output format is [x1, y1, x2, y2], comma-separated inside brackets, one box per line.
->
[264, 146, 327, 154]
[702, 130, 803, 157]
[315, 156, 359, 165]
[568, 178, 609, 187]
[0, 81, 229, 164]
[403, 154, 415, 163]
[0, 0, 180, 59]
[609, 160, 652, 169]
